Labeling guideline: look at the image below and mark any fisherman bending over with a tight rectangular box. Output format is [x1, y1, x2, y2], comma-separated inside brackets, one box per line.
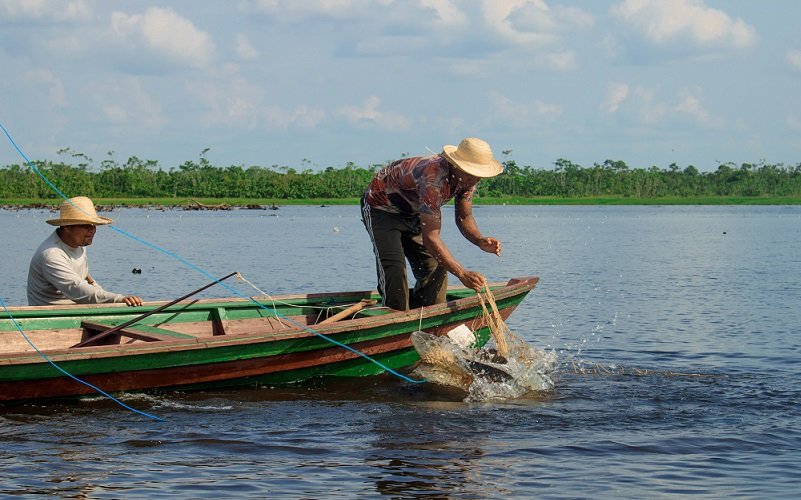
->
[361, 137, 503, 310]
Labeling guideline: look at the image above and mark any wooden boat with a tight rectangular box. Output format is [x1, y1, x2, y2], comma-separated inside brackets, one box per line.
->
[0, 276, 538, 402]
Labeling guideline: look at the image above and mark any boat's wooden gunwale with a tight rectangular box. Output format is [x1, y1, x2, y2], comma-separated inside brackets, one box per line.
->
[0, 280, 517, 318]
[0, 292, 526, 368]
[0, 282, 533, 356]
[0, 279, 535, 363]
[1, 288, 379, 316]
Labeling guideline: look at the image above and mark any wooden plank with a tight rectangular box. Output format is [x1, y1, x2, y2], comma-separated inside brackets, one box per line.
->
[318, 299, 377, 325]
[211, 307, 228, 336]
[114, 323, 196, 339]
[77, 321, 195, 347]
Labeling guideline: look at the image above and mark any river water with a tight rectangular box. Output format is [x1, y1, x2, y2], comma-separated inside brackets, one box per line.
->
[1, 204, 800, 498]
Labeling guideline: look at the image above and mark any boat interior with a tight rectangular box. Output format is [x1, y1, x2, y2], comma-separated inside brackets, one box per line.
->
[0, 287, 485, 355]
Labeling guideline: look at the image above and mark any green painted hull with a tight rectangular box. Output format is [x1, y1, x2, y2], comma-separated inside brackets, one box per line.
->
[0, 277, 538, 401]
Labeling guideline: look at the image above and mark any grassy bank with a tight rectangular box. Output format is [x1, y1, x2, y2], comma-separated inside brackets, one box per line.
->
[479, 195, 801, 205]
[2, 195, 801, 208]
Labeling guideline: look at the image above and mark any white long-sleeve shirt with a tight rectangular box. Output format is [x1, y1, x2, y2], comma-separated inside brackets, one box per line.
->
[27, 230, 124, 306]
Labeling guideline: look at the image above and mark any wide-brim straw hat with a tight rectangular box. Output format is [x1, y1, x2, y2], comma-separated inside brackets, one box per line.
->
[46, 196, 113, 226]
[442, 137, 503, 178]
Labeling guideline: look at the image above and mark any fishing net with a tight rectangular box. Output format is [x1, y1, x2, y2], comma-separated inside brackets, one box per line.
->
[411, 285, 557, 402]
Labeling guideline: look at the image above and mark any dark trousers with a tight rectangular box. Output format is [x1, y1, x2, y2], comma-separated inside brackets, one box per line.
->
[361, 199, 448, 310]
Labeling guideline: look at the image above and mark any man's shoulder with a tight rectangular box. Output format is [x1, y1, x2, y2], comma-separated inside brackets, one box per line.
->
[36, 231, 62, 251]
[412, 154, 447, 169]
[388, 154, 446, 172]
[414, 155, 451, 182]
[37, 233, 81, 261]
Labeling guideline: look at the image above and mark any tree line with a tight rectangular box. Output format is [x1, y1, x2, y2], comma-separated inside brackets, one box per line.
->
[1, 150, 800, 199]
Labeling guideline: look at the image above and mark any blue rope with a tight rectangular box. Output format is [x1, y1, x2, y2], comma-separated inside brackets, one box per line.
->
[0, 122, 425, 413]
[0, 295, 165, 421]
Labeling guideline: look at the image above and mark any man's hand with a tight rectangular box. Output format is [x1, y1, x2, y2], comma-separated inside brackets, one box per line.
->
[122, 295, 143, 307]
[478, 237, 501, 256]
[457, 270, 488, 292]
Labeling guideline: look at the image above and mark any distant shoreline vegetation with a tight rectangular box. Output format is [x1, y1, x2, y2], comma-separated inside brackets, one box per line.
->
[2, 196, 801, 209]
[1, 152, 800, 205]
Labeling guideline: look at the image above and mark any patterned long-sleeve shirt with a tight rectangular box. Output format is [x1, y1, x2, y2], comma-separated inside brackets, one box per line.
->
[364, 155, 476, 220]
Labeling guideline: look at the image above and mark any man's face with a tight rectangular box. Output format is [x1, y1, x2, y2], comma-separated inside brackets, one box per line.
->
[60, 224, 97, 247]
[443, 157, 481, 185]
[450, 168, 481, 188]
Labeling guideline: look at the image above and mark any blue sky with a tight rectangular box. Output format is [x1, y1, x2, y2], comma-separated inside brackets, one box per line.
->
[1, 0, 800, 172]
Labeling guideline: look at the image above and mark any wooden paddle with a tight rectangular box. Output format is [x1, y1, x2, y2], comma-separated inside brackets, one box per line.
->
[72, 271, 238, 348]
[317, 299, 377, 325]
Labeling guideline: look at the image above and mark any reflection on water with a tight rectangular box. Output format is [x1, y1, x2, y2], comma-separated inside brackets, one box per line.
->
[365, 402, 484, 498]
[2, 205, 801, 497]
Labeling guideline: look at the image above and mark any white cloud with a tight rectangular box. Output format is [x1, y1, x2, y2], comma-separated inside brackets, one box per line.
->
[442, 46, 577, 78]
[786, 49, 801, 72]
[43, 34, 85, 54]
[3, 2, 796, 172]
[0, 0, 91, 22]
[619, 85, 721, 128]
[21, 68, 66, 108]
[187, 68, 265, 129]
[243, 0, 466, 28]
[502, 1, 594, 34]
[110, 7, 215, 69]
[489, 90, 562, 127]
[187, 64, 326, 130]
[553, 5, 594, 29]
[235, 34, 259, 60]
[600, 82, 629, 113]
[264, 105, 326, 130]
[611, 0, 757, 49]
[101, 104, 127, 123]
[242, 0, 396, 21]
[92, 77, 166, 130]
[420, 0, 468, 28]
[541, 50, 577, 71]
[483, 0, 559, 47]
[673, 88, 718, 126]
[243, 0, 591, 65]
[631, 86, 668, 124]
[335, 95, 410, 131]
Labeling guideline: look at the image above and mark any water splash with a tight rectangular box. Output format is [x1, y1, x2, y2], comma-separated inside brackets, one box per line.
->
[410, 330, 558, 402]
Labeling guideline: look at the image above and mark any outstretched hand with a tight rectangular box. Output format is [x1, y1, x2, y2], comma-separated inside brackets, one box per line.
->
[458, 270, 488, 292]
[478, 237, 502, 256]
[122, 295, 143, 307]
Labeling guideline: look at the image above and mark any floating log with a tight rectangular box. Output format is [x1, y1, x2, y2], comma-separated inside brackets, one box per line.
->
[185, 199, 231, 211]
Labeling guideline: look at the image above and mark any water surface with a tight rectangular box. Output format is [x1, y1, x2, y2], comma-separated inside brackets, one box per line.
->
[1, 205, 800, 498]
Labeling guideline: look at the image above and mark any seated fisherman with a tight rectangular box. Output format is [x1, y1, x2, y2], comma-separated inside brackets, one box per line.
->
[27, 196, 143, 307]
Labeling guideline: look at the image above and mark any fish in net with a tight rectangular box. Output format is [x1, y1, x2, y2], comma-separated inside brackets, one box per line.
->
[411, 286, 557, 401]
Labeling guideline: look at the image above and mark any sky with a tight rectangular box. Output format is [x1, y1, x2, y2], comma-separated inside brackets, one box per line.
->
[1, 0, 800, 173]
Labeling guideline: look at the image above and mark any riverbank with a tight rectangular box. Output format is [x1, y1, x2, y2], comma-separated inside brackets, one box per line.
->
[2, 195, 800, 209]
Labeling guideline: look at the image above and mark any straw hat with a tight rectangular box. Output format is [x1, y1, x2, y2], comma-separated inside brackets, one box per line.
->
[47, 196, 113, 226]
[442, 137, 503, 178]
